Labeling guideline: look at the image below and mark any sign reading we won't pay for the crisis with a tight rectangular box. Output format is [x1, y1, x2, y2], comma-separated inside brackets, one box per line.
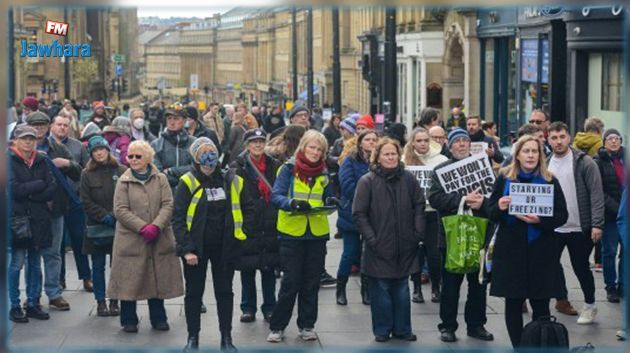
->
[508, 183, 554, 217]
[406, 166, 433, 202]
[436, 155, 495, 197]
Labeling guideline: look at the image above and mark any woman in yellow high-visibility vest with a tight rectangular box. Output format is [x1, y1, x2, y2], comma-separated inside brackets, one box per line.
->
[172, 137, 255, 353]
[266, 130, 337, 343]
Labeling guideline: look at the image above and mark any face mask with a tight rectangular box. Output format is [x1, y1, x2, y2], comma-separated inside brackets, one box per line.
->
[200, 165, 214, 176]
[199, 151, 219, 168]
[132, 119, 144, 130]
[183, 121, 191, 129]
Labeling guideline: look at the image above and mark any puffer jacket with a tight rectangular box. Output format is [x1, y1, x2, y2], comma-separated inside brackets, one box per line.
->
[9, 149, 57, 249]
[573, 132, 603, 157]
[151, 130, 197, 188]
[337, 147, 369, 232]
[231, 151, 281, 270]
[103, 132, 131, 166]
[352, 165, 426, 278]
[593, 147, 625, 222]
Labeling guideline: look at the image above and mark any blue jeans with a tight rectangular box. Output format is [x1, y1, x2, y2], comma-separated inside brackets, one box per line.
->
[91, 254, 107, 301]
[40, 216, 64, 300]
[368, 276, 412, 337]
[240, 268, 276, 315]
[9, 247, 42, 308]
[61, 204, 91, 281]
[120, 299, 167, 326]
[337, 231, 361, 279]
[602, 222, 624, 289]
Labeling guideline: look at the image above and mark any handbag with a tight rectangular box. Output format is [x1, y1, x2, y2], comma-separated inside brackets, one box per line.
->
[11, 215, 32, 247]
[86, 224, 115, 246]
[442, 197, 489, 274]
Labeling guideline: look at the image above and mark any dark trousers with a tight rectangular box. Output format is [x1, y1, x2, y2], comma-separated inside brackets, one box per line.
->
[183, 246, 234, 336]
[337, 230, 362, 279]
[368, 276, 412, 337]
[555, 232, 596, 304]
[416, 212, 442, 291]
[505, 298, 550, 348]
[439, 268, 488, 332]
[60, 204, 91, 283]
[120, 299, 166, 326]
[269, 239, 326, 331]
[240, 268, 276, 315]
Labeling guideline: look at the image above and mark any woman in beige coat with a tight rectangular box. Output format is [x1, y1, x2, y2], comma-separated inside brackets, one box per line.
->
[108, 140, 184, 333]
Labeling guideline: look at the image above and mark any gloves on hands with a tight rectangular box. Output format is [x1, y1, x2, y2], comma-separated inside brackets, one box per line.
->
[290, 199, 311, 211]
[101, 214, 116, 228]
[139, 224, 160, 243]
[325, 197, 341, 207]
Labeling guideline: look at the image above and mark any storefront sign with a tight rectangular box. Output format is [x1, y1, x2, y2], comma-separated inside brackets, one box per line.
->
[521, 39, 538, 83]
[508, 183, 554, 216]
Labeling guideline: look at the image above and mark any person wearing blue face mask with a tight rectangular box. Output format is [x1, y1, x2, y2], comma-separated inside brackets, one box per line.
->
[172, 137, 256, 353]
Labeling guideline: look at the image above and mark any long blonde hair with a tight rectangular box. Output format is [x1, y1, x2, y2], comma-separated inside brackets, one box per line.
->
[403, 127, 428, 166]
[295, 130, 328, 161]
[500, 135, 553, 182]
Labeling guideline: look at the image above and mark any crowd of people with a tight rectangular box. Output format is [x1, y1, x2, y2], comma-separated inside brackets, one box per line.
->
[7, 95, 627, 352]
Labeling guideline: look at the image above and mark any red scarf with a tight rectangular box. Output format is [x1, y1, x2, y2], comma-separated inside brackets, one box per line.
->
[11, 146, 36, 168]
[250, 154, 271, 203]
[295, 150, 325, 183]
[612, 157, 625, 186]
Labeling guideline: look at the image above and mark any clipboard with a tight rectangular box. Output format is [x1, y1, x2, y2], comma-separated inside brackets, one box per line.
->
[288, 206, 337, 216]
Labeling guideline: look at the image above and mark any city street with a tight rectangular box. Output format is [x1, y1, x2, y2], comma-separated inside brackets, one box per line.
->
[8, 214, 627, 352]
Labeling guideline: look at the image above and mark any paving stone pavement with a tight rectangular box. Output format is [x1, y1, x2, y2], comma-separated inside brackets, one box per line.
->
[8, 214, 628, 352]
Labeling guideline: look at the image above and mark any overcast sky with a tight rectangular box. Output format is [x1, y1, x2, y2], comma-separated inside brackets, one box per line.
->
[123, 0, 280, 18]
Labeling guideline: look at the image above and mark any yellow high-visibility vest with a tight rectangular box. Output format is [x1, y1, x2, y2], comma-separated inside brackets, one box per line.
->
[180, 172, 246, 240]
[276, 167, 329, 237]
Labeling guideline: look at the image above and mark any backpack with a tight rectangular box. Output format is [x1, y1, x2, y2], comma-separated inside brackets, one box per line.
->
[521, 315, 569, 350]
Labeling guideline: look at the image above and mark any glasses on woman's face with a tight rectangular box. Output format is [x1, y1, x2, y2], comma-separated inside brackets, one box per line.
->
[127, 154, 143, 160]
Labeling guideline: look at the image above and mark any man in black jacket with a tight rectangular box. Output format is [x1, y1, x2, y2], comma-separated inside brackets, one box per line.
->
[466, 116, 504, 164]
[28, 111, 82, 312]
[428, 128, 494, 343]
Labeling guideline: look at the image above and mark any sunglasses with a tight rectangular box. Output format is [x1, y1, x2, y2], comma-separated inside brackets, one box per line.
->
[127, 154, 143, 160]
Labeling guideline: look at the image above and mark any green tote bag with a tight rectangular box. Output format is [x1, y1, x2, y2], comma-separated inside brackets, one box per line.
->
[442, 197, 489, 274]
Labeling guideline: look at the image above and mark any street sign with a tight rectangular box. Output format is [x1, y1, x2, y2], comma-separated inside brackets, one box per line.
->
[115, 64, 123, 77]
[190, 74, 198, 90]
[111, 54, 126, 63]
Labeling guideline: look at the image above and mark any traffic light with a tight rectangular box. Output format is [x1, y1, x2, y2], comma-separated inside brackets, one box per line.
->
[122, 78, 128, 92]
[52, 80, 58, 93]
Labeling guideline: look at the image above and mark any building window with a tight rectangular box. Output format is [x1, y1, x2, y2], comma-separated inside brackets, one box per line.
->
[601, 52, 623, 112]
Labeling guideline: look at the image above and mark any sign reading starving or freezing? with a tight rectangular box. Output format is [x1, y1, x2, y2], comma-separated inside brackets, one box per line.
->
[508, 183, 554, 217]
[436, 155, 495, 197]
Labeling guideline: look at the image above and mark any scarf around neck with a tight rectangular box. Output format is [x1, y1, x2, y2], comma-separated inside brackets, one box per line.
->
[249, 154, 271, 203]
[502, 170, 547, 243]
[295, 150, 325, 183]
[11, 146, 36, 168]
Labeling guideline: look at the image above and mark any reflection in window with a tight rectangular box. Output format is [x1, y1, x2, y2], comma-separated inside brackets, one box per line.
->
[602, 53, 623, 112]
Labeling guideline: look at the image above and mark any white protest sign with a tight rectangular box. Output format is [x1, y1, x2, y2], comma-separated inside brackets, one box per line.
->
[436, 155, 495, 197]
[323, 108, 332, 122]
[406, 166, 433, 202]
[470, 142, 488, 156]
[508, 183, 554, 216]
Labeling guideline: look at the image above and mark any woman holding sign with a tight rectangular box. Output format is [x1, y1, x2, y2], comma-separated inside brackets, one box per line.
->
[486, 135, 568, 348]
[403, 127, 448, 304]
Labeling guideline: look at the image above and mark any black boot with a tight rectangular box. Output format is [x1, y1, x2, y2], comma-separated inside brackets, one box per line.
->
[336, 277, 348, 305]
[360, 275, 371, 305]
[412, 277, 424, 303]
[183, 336, 199, 352]
[220, 330, 237, 353]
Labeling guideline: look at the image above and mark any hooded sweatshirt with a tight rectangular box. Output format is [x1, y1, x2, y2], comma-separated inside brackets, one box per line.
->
[573, 132, 602, 157]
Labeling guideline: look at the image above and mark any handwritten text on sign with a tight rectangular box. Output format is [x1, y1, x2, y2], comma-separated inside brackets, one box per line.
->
[508, 183, 554, 216]
[437, 155, 495, 197]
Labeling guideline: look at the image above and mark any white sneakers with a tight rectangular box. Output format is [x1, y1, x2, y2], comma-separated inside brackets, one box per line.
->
[266, 329, 317, 342]
[266, 330, 285, 343]
[576, 306, 598, 325]
[298, 328, 318, 341]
